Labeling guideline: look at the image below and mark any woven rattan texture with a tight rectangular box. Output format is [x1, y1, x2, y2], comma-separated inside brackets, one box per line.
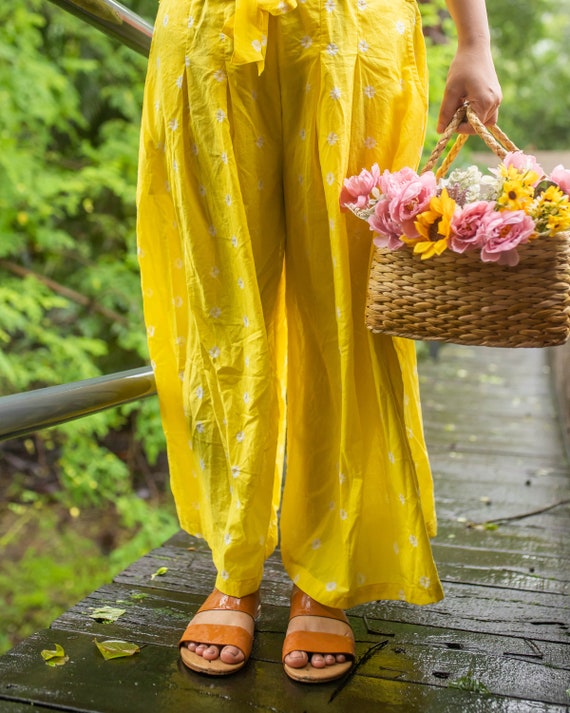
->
[365, 233, 570, 347]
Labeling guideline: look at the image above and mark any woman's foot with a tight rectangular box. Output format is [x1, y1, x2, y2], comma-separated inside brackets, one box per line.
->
[179, 589, 260, 675]
[282, 585, 355, 683]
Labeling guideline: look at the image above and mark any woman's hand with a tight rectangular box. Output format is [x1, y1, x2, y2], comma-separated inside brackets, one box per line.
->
[437, 45, 502, 134]
[439, 1, 502, 133]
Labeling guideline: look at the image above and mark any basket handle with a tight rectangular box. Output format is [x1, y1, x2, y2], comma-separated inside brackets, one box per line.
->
[421, 103, 519, 179]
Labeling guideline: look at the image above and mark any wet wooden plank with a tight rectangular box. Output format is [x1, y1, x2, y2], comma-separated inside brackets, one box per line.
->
[436, 519, 570, 558]
[51, 582, 570, 674]
[0, 629, 567, 713]
[103, 543, 570, 645]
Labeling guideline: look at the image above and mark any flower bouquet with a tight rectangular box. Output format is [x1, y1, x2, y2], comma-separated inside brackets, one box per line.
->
[341, 105, 570, 348]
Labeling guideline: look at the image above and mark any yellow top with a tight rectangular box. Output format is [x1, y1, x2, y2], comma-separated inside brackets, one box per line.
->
[223, 0, 297, 73]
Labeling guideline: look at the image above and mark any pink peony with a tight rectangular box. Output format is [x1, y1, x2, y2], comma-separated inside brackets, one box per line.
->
[379, 168, 438, 238]
[550, 164, 570, 195]
[340, 164, 381, 210]
[368, 199, 404, 250]
[501, 151, 545, 185]
[450, 201, 495, 254]
[479, 209, 535, 266]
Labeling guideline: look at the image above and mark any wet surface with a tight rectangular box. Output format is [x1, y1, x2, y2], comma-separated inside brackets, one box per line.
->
[0, 345, 569, 711]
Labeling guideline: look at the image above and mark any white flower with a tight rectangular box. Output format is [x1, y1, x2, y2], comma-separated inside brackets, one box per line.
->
[330, 87, 341, 100]
[215, 109, 226, 123]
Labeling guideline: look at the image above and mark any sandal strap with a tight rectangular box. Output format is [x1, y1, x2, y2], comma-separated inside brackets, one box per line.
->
[179, 622, 254, 657]
[178, 589, 260, 654]
[289, 586, 349, 624]
[197, 589, 260, 618]
[282, 630, 355, 660]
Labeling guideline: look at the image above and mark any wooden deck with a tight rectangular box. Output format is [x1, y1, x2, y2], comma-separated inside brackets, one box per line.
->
[0, 344, 569, 712]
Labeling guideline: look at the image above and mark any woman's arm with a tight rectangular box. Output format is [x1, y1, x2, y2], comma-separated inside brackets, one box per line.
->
[438, 0, 502, 132]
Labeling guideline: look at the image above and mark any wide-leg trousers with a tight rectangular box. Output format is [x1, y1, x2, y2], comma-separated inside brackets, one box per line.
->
[136, 0, 444, 608]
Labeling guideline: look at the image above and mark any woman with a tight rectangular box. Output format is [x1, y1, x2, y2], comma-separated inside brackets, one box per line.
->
[136, 0, 501, 683]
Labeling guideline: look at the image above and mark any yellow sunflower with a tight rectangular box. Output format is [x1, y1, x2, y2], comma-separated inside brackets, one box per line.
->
[403, 189, 456, 260]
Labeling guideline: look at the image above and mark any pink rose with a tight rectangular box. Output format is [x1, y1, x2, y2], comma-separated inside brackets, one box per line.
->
[368, 199, 404, 250]
[450, 201, 495, 254]
[502, 151, 545, 184]
[379, 168, 438, 238]
[550, 164, 570, 195]
[340, 164, 381, 210]
[479, 209, 535, 267]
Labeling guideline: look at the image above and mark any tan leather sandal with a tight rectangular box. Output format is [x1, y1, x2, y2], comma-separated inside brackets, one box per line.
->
[179, 588, 260, 675]
[282, 585, 355, 683]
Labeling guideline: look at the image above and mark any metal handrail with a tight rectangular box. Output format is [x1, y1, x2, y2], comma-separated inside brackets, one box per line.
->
[47, 0, 153, 56]
[0, 367, 156, 441]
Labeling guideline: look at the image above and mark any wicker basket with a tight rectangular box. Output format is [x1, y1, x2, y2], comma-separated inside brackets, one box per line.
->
[363, 106, 570, 348]
[366, 235, 570, 347]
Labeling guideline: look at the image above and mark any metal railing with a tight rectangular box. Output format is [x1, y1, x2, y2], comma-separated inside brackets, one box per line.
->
[0, 0, 155, 442]
[48, 0, 152, 56]
[0, 368, 156, 441]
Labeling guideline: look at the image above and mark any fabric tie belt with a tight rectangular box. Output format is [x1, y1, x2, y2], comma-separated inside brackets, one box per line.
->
[222, 0, 298, 74]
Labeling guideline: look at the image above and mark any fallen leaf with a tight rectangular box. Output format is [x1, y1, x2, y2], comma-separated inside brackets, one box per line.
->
[150, 566, 168, 580]
[41, 643, 69, 667]
[449, 675, 490, 695]
[94, 639, 141, 661]
[88, 606, 126, 623]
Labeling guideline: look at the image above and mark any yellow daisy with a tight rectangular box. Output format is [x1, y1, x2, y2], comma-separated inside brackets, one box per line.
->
[496, 166, 536, 212]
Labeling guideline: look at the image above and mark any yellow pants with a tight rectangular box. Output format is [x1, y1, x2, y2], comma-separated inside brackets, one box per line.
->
[137, 0, 444, 608]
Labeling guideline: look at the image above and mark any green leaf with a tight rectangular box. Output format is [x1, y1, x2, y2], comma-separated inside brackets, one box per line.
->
[150, 566, 168, 580]
[94, 639, 140, 661]
[449, 675, 490, 695]
[88, 606, 126, 623]
[41, 643, 69, 666]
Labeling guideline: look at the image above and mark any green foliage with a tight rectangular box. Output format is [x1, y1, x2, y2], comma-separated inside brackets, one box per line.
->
[488, 1, 570, 149]
[0, 0, 165, 512]
[0, 502, 177, 655]
[419, 0, 570, 151]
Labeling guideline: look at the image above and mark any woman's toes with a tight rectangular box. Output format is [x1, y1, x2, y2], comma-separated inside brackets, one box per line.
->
[284, 650, 309, 669]
[201, 644, 222, 661]
[324, 654, 336, 666]
[309, 653, 326, 669]
[336, 654, 347, 664]
[187, 642, 198, 653]
[220, 645, 244, 664]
